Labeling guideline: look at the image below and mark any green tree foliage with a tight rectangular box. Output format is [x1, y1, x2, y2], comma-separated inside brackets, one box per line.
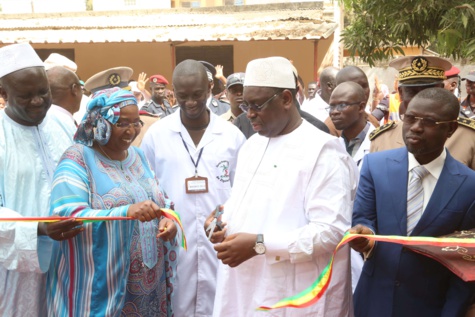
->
[340, 1, 475, 66]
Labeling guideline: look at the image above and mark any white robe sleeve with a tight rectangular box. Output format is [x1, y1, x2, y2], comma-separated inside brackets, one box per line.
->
[0, 207, 52, 273]
[264, 142, 357, 264]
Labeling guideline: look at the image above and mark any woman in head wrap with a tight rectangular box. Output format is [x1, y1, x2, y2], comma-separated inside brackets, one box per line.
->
[47, 88, 179, 317]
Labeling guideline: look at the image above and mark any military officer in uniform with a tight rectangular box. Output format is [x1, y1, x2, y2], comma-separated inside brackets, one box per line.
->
[199, 60, 230, 116]
[141, 74, 176, 118]
[370, 56, 475, 170]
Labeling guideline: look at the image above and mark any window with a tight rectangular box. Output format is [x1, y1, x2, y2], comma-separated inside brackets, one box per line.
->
[176, 45, 234, 95]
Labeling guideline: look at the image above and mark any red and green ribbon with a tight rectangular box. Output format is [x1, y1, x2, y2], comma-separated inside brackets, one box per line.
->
[257, 232, 475, 311]
[160, 208, 187, 250]
[0, 208, 187, 250]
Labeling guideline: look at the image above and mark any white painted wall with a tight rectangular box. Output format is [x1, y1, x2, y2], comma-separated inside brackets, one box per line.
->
[1, 0, 86, 13]
[93, 0, 171, 11]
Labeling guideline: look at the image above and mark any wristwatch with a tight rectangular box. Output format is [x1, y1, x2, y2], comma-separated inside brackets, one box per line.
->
[254, 234, 266, 255]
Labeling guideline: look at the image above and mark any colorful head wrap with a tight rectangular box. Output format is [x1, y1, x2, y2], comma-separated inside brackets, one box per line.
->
[74, 88, 137, 146]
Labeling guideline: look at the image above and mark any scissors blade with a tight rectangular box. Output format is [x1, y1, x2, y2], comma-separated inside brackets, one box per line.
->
[206, 218, 217, 240]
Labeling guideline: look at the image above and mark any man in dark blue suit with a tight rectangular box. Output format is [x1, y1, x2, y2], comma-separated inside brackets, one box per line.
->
[350, 87, 475, 317]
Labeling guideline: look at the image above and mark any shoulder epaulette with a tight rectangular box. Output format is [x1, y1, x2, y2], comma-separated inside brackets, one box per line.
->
[138, 110, 160, 117]
[369, 121, 396, 141]
[457, 117, 475, 130]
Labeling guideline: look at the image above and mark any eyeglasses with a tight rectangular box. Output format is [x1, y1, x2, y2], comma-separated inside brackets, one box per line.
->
[114, 120, 144, 129]
[325, 102, 362, 113]
[239, 91, 282, 113]
[401, 114, 457, 128]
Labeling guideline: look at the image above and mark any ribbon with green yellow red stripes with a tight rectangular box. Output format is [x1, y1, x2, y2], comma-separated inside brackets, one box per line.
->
[0, 208, 187, 250]
[257, 232, 475, 311]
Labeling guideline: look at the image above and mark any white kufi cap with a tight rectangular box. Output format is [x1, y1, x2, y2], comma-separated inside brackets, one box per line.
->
[44, 53, 77, 72]
[244, 56, 296, 89]
[0, 43, 44, 78]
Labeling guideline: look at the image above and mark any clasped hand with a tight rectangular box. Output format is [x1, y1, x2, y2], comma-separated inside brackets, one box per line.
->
[348, 224, 374, 254]
[128, 200, 178, 241]
[204, 208, 257, 267]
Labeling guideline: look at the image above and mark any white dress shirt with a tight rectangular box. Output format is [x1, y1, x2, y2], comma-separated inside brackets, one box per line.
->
[407, 149, 446, 211]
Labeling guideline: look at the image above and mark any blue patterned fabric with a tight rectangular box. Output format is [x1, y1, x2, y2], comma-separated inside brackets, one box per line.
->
[74, 88, 137, 146]
[47, 144, 178, 317]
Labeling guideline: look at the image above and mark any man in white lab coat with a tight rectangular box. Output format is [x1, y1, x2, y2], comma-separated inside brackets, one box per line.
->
[141, 59, 246, 317]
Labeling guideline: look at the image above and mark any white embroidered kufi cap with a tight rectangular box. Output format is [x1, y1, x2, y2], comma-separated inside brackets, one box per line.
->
[44, 53, 77, 72]
[244, 56, 296, 89]
[0, 43, 44, 78]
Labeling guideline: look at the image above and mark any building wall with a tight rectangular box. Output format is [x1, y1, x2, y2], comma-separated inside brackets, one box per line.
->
[342, 46, 424, 66]
[0, 0, 86, 14]
[93, 0, 171, 11]
[32, 39, 321, 90]
[33, 42, 174, 84]
[315, 34, 334, 78]
[0, 0, 170, 13]
[178, 40, 315, 83]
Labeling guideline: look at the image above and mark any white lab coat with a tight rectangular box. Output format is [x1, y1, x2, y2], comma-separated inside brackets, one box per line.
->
[141, 110, 246, 317]
[339, 123, 376, 170]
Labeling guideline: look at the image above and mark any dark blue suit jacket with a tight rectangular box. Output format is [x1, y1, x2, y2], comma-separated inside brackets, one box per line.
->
[353, 147, 475, 317]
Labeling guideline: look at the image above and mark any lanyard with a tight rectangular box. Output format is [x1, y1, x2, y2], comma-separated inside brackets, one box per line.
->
[179, 132, 204, 177]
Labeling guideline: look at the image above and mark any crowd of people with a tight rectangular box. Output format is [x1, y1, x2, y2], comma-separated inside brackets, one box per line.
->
[1, 41, 475, 317]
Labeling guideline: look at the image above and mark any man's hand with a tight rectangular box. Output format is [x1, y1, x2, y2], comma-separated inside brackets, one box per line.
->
[215, 65, 227, 85]
[156, 217, 177, 242]
[348, 224, 375, 254]
[38, 219, 84, 241]
[137, 72, 149, 92]
[204, 206, 226, 243]
[127, 200, 162, 222]
[214, 233, 257, 267]
[215, 65, 224, 78]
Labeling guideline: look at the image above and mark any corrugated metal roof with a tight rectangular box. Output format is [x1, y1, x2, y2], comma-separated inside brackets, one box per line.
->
[0, 3, 337, 44]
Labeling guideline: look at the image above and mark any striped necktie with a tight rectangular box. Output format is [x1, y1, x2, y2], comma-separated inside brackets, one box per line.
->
[407, 165, 430, 235]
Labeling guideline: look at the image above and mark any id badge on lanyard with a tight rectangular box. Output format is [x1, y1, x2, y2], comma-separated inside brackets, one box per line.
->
[180, 132, 209, 194]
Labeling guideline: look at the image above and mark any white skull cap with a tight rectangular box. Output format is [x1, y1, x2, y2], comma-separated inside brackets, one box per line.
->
[244, 56, 296, 89]
[0, 43, 44, 78]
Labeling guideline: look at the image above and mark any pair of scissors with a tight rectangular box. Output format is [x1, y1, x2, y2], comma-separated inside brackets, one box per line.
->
[206, 205, 224, 240]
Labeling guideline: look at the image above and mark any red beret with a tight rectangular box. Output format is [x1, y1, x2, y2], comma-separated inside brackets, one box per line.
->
[149, 74, 169, 85]
[445, 66, 460, 78]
